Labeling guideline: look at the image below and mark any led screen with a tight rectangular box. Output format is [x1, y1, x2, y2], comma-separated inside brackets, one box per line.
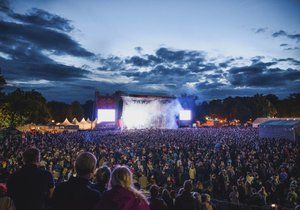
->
[97, 109, 116, 123]
[179, 110, 191, 121]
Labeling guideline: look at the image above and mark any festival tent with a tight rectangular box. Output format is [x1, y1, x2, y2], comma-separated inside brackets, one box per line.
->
[60, 118, 74, 126]
[92, 119, 97, 129]
[253, 117, 300, 128]
[72, 118, 79, 125]
[259, 120, 300, 141]
[86, 118, 91, 123]
[252, 118, 273, 128]
[78, 118, 93, 130]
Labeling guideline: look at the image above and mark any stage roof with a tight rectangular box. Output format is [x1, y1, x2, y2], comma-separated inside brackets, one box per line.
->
[126, 94, 176, 99]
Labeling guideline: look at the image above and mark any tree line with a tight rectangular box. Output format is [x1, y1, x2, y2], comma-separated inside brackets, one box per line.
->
[195, 93, 300, 123]
[0, 74, 299, 129]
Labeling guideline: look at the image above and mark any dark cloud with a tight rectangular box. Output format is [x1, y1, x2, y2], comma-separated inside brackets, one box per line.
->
[280, 43, 288, 47]
[11, 8, 74, 32]
[126, 47, 211, 73]
[275, 58, 300, 66]
[0, 0, 11, 13]
[125, 56, 152, 67]
[228, 61, 300, 87]
[0, 1, 298, 102]
[134, 46, 143, 54]
[272, 30, 300, 42]
[219, 58, 235, 68]
[0, 5, 93, 84]
[0, 56, 89, 81]
[284, 47, 300, 51]
[250, 56, 265, 64]
[0, 20, 94, 58]
[196, 81, 226, 90]
[156, 47, 205, 64]
[97, 56, 125, 71]
[255, 28, 267, 33]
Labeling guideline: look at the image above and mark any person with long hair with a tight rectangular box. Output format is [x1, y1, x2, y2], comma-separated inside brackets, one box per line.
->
[94, 165, 149, 210]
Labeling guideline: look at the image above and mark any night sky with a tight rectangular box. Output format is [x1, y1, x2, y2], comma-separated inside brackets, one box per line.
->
[0, 0, 299, 102]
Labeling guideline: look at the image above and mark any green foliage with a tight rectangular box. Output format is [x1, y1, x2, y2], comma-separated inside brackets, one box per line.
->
[1, 89, 50, 128]
[197, 94, 282, 123]
[0, 103, 27, 129]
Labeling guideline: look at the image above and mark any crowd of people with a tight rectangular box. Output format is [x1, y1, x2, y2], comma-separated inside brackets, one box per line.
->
[0, 127, 299, 210]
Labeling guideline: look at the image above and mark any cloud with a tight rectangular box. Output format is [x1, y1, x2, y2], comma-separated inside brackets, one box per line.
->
[0, 56, 90, 81]
[284, 47, 300, 51]
[272, 30, 300, 42]
[0, 20, 94, 58]
[228, 61, 300, 87]
[0, 0, 11, 13]
[1, 2, 299, 102]
[280, 43, 288, 47]
[134, 46, 143, 54]
[11, 8, 74, 32]
[125, 56, 152, 67]
[274, 58, 300, 66]
[255, 28, 267, 33]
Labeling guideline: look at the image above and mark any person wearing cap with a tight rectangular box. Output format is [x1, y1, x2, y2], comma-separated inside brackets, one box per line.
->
[51, 152, 100, 210]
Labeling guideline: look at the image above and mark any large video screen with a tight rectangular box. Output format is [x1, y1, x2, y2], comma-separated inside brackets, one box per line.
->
[179, 110, 191, 121]
[97, 109, 116, 123]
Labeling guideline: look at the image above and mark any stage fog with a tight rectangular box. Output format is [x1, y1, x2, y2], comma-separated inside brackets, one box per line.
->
[121, 96, 183, 129]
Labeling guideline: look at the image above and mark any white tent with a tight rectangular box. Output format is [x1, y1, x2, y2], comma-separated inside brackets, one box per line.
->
[253, 118, 272, 128]
[259, 120, 300, 141]
[86, 118, 91, 123]
[253, 117, 300, 128]
[72, 118, 79, 125]
[92, 119, 97, 129]
[61, 118, 74, 126]
[78, 118, 92, 130]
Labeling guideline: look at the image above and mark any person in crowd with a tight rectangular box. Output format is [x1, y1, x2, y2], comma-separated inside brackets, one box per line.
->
[229, 186, 239, 204]
[0, 183, 15, 210]
[189, 164, 196, 183]
[51, 152, 100, 210]
[149, 185, 167, 210]
[0, 128, 299, 209]
[174, 180, 197, 210]
[7, 148, 54, 210]
[201, 194, 213, 210]
[162, 189, 174, 210]
[93, 166, 111, 194]
[247, 188, 266, 207]
[94, 165, 149, 210]
[139, 173, 149, 190]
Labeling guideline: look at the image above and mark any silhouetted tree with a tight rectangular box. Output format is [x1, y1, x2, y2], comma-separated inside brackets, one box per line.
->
[67, 101, 84, 121]
[82, 100, 94, 120]
[47, 101, 70, 122]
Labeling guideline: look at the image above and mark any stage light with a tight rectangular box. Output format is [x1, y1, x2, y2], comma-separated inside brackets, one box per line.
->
[271, 204, 277, 209]
[97, 109, 115, 123]
[179, 110, 191, 121]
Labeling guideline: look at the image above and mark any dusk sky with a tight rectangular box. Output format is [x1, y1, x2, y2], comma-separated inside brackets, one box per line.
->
[0, 0, 299, 102]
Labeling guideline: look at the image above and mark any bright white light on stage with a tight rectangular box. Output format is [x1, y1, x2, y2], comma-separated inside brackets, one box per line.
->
[122, 96, 182, 129]
[97, 109, 115, 123]
[179, 110, 191, 121]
